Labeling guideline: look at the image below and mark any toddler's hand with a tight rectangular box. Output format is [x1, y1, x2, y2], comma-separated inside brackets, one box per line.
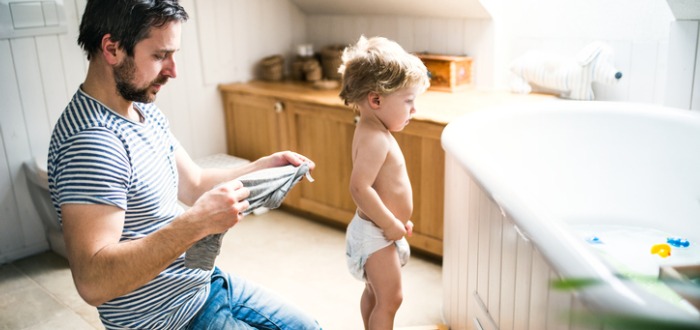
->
[383, 219, 408, 241]
[405, 220, 414, 237]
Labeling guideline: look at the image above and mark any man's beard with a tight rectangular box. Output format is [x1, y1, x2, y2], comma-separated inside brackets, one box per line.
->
[114, 57, 168, 103]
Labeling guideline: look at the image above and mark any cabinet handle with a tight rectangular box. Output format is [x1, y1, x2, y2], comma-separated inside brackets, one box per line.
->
[274, 101, 284, 113]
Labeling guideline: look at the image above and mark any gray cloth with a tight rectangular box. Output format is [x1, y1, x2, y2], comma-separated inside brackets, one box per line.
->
[184, 163, 313, 270]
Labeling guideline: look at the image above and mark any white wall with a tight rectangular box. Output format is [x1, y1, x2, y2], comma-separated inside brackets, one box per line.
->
[306, 0, 675, 104]
[666, 20, 700, 110]
[0, 0, 305, 263]
[1, 0, 88, 263]
[305, 15, 496, 92]
[486, 0, 673, 104]
[159, 0, 305, 156]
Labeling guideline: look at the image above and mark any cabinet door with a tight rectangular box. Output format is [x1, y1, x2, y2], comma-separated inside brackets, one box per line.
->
[395, 121, 445, 257]
[286, 102, 357, 226]
[222, 92, 289, 161]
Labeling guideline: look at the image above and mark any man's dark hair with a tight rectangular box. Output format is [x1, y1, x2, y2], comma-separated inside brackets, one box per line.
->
[78, 0, 189, 60]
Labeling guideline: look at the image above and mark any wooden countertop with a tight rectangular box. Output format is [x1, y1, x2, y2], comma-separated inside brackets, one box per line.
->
[219, 80, 557, 125]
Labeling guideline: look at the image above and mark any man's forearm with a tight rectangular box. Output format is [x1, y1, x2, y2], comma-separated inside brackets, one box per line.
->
[179, 162, 260, 206]
[68, 213, 202, 306]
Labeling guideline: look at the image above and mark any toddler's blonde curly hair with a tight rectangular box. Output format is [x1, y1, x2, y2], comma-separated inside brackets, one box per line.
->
[338, 36, 430, 108]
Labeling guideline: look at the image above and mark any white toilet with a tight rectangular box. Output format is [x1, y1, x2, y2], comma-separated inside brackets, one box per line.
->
[23, 157, 67, 258]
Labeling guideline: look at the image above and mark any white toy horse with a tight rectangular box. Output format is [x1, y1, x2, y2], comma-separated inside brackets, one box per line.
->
[510, 42, 622, 100]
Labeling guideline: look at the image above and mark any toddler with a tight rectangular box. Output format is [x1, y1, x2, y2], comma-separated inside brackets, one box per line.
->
[339, 35, 430, 329]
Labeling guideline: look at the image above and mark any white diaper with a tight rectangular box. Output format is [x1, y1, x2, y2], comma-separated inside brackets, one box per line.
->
[345, 212, 410, 281]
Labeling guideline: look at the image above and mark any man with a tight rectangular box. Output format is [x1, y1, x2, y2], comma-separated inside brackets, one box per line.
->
[47, 0, 320, 329]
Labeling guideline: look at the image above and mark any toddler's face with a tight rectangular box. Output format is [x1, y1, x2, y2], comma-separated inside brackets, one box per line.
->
[377, 86, 421, 132]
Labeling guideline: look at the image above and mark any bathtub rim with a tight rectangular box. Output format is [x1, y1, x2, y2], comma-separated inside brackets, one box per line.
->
[441, 100, 700, 323]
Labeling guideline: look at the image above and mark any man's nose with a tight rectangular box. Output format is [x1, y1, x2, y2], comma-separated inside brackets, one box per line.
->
[163, 57, 178, 78]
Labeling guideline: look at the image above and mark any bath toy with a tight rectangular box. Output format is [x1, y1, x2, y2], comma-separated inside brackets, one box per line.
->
[586, 236, 603, 244]
[650, 243, 672, 258]
[667, 237, 690, 248]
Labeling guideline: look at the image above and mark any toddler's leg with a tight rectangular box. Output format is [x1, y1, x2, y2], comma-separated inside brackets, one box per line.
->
[360, 283, 375, 330]
[364, 244, 403, 329]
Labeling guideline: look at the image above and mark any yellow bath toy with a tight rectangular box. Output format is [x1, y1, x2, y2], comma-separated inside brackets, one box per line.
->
[650, 243, 672, 258]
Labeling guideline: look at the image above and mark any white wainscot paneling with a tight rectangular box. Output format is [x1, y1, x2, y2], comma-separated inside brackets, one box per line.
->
[442, 155, 582, 330]
[0, 39, 50, 263]
[627, 41, 661, 103]
[665, 20, 697, 109]
[0, 126, 24, 259]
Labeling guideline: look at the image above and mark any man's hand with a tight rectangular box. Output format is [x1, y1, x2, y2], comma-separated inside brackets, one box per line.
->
[183, 179, 250, 237]
[61, 181, 250, 308]
[257, 150, 316, 171]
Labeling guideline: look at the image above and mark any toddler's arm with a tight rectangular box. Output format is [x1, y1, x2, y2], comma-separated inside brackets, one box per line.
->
[350, 130, 407, 240]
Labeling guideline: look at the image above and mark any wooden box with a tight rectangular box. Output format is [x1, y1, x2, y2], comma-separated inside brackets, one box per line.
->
[417, 54, 473, 92]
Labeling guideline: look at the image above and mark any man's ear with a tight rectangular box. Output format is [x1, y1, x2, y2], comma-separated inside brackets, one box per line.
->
[101, 34, 121, 65]
[367, 92, 381, 109]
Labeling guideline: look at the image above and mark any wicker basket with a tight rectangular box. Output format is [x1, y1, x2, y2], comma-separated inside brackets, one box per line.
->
[259, 55, 284, 81]
[303, 59, 322, 81]
[321, 45, 345, 80]
[291, 56, 322, 82]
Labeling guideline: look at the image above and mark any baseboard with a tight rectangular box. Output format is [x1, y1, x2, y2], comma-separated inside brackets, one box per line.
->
[0, 242, 49, 264]
[395, 325, 449, 330]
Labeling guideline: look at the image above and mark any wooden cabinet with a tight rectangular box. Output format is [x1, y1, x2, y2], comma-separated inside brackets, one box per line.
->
[394, 121, 445, 256]
[219, 81, 554, 258]
[219, 82, 445, 257]
[282, 101, 446, 257]
[219, 82, 555, 258]
[286, 101, 357, 224]
[221, 91, 289, 161]
[219, 82, 556, 258]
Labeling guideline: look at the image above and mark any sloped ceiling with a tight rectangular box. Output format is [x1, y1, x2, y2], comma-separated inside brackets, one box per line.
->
[288, 0, 491, 19]
[666, 0, 700, 19]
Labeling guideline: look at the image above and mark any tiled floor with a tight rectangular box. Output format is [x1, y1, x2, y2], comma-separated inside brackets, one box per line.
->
[0, 251, 102, 329]
[0, 210, 444, 329]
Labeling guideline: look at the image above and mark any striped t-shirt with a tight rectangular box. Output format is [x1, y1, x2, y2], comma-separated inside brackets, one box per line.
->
[48, 88, 210, 329]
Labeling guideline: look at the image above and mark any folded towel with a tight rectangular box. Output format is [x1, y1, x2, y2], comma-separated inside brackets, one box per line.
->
[184, 163, 314, 270]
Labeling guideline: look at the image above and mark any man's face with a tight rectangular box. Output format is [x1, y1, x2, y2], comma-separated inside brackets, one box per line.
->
[114, 21, 182, 103]
[114, 55, 168, 103]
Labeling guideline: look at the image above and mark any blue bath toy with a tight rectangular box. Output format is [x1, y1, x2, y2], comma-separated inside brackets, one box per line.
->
[667, 237, 690, 248]
[586, 236, 603, 244]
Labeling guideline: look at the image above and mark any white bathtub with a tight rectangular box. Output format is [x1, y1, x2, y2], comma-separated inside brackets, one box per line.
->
[441, 100, 700, 329]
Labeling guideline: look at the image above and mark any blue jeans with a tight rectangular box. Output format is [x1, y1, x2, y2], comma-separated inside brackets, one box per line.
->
[186, 268, 321, 330]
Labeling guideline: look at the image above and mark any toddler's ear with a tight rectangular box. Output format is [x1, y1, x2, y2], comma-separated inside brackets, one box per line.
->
[368, 92, 381, 109]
